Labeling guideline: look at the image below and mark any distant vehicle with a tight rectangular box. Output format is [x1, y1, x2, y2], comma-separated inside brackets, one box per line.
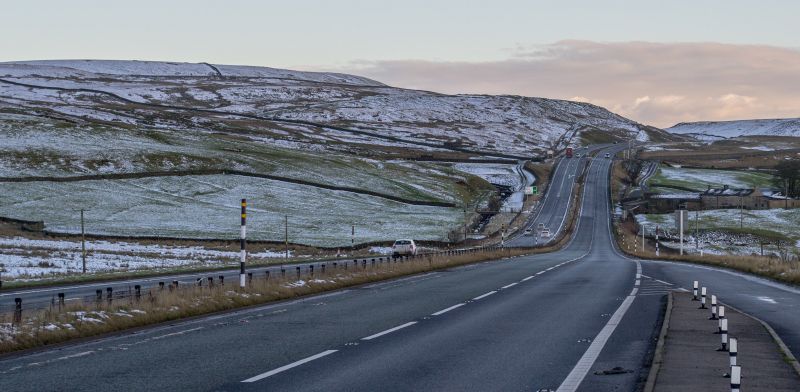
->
[537, 223, 545, 231]
[524, 228, 533, 236]
[565, 147, 574, 158]
[605, 153, 611, 159]
[392, 239, 417, 257]
[540, 228, 551, 238]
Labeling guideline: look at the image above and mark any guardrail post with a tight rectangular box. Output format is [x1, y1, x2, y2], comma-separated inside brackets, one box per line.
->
[96, 289, 102, 303]
[14, 298, 22, 324]
[309, 265, 314, 277]
[159, 281, 165, 290]
[265, 271, 270, 280]
[321, 263, 326, 274]
[58, 292, 65, 308]
[107, 287, 113, 304]
[296, 266, 301, 278]
[134, 285, 141, 300]
[219, 275, 224, 285]
[207, 277, 214, 287]
[692, 280, 699, 300]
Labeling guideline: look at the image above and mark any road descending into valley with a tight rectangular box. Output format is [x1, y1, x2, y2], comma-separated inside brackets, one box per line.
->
[1, 145, 800, 391]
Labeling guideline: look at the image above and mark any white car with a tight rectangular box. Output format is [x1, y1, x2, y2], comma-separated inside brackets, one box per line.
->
[540, 228, 551, 238]
[605, 153, 611, 159]
[524, 229, 533, 236]
[392, 239, 417, 257]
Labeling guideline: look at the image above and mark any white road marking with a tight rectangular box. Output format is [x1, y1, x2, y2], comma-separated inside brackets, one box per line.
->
[536, 271, 545, 275]
[557, 261, 641, 392]
[635, 280, 641, 286]
[151, 327, 204, 341]
[241, 350, 338, 383]
[756, 296, 777, 304]
[522, 276, 534, 282]
[472, 291, 497, 301]
[361, 322, 417, 341]
[501, 283, 518, 289]
[654, 279, 673, 285]
[431, 303, 465, 316]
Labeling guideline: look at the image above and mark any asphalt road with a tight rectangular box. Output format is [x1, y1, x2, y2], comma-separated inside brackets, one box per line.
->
[0, 145, 592, 311]
[1, 145, 799, 391]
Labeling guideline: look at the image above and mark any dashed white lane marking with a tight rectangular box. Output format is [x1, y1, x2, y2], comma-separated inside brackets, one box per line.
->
[556, 261, 641, 392]
[501, 283, 518, 289]
[536, 271, 545, 275]
[521, 276, 534, 282]
[635, 280, 641, 286]
[472, 291, 497, 301]
[361, 322, 417, 341]
[757, 296, 777, 304]
[431, 303, 465, 316]
[241, 350, 338, 383]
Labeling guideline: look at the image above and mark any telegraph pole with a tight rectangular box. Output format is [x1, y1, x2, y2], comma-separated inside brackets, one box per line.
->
[284, 215, 289, 261]
[81, 209, 86, 273]
[463, 208, 467, 242]
[239, 199, 247, 288]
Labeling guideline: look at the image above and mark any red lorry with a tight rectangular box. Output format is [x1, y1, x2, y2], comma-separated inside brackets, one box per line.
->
[565, 147, 573, 158]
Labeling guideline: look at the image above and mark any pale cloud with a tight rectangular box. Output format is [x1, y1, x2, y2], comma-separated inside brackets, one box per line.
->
[337, 41, 800, 128]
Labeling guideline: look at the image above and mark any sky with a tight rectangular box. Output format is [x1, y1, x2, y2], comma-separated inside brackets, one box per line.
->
[2, 0, 799, 127]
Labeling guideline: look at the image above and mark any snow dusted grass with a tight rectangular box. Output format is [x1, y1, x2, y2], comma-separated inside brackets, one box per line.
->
[0, 236, 289, 280]
[649, 166, 775, 191]
[0, 174, 464, 247]
[0, 248, 534, 354]
[615, 220, 800, 286]
[636, 209, 800, 244]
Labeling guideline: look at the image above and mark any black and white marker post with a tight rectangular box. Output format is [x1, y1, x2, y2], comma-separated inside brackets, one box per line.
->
[730, 365, 741, 392]
[240, 198, 247, 288]
[692, 280, 699, 300]
[700, 286, 707, 309]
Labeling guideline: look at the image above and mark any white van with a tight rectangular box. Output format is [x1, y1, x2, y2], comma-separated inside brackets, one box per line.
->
[392, 239, 417, 257]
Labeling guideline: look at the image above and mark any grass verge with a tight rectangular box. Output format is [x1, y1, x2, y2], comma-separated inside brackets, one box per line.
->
[0, 248, 535, 354]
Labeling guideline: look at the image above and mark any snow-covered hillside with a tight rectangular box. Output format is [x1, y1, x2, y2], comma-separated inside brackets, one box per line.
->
[0, 60, 664, 158]
[668, 118, 800, 139]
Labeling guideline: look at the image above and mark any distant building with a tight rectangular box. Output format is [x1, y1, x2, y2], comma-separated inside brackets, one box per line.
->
[699, 185, 800, 210]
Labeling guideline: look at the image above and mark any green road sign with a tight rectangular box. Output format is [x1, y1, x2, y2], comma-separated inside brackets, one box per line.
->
[531, 186, 538, 195]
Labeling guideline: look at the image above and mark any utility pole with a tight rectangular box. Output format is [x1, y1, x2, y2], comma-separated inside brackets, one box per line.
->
[463, 208, 467, 243]
[81, 209, 86, 274]
[641, 223, 645, 253]
[739, 195, 744, 229]
[284, 215, 289, 261]
[695, 210, 699, 250]
[239, 199, 247, 288]
[679, 209, 684, 256]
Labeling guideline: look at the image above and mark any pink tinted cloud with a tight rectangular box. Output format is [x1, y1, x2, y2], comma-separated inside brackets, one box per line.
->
[342, 41, 800, 128]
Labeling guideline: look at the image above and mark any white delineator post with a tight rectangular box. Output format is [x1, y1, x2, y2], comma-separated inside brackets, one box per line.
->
[730, 365, 741, 392]
[718, 306, 727, 333]
[729, 337, 738, 367]
[700, 286, 707, 309]
[240, 198, 247, 288]
[655, 225, 660, 256]
[692, 280, 699, 300]
[710, 295, 718, 320]
[719, 318, 729, 351]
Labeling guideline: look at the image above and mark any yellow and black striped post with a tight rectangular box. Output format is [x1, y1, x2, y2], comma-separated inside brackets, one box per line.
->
[240, 198, 247, 288]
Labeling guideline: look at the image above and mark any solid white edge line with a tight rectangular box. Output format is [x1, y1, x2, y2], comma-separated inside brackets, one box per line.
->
[501, 283, 518, 289]
[522, 276, 534, 282]
[472, 291, 497, 301]
[431, 303, 465, 316]
[361, 321, 417, 341]
[556, 261, 641, 392]
[241, 350, 338, 383]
